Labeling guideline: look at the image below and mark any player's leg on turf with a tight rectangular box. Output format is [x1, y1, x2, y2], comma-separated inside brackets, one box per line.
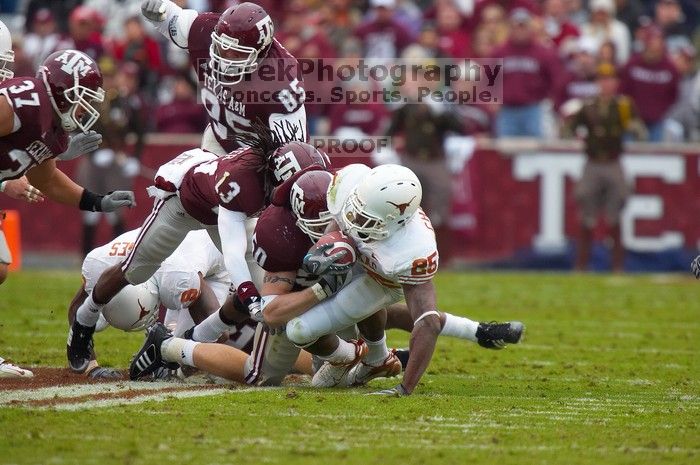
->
[345, 308, 401, 386]
[0, 228, 11, 285]
[242, 325, 302, 386]
[69, 196, 204, 373]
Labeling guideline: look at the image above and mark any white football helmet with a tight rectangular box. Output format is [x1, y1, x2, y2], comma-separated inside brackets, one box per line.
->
[101, 281, 159, 332]
[0, 20, 15, 82]
[340, 164, 422, 242]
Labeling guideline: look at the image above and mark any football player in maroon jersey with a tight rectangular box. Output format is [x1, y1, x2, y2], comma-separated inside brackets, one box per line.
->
[68, 133, 330, 374]
[130, 168, 523, 390]
[141, 0, 307, 155]
[0, 49, 135, 212]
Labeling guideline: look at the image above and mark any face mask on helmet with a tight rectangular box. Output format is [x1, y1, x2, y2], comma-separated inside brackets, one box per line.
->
[0, 20, 13, 82]
[39, 50, 106, 133]
[0, 49, 14, 82]
[208, 8, 274, 86]
[60, 68, 105, 132]
[340, 191, 389, 242]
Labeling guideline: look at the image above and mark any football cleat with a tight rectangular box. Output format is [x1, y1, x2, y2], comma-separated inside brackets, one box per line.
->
[476, 321, 524, 349]
[129, 323, 177, 380]
[311, 339, 368, 388]
[66, 320, 96, 373]
[347, 351, 402, 386]
[0, 357, 34, 378]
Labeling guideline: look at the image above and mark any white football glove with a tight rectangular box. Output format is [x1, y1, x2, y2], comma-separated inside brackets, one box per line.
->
[141, 0, 167, 22]
[58, 131, 102, 161]
[691, 255, 700, 279]
[368, 384, 409, 397]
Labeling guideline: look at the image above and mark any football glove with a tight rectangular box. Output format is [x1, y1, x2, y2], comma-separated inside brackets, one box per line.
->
[58, 131, 102, 161]
[87, 366, 123, 380]
[311, 269, 352, 301]
[141, 0, 166, 22]
[691, 255, 700, 279]
[368, 384, 409, 397]
[101, 191, 136, 212]
[303, 243, 352, 276]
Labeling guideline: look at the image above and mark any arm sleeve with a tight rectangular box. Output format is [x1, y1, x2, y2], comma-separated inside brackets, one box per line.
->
[217, 207, 254, 288]
[144, 0, 199, 49]
[268, 105, 308, 143]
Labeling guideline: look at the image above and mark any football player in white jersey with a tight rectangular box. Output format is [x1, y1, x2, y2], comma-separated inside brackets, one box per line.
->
[129, 165, 523, 393]
[69, 229, 256, 378]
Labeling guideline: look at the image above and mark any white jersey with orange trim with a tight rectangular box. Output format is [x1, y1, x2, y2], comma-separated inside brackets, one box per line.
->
[354, 210, 439, 288]
[327, 163, 439, 289]
[82, 229, 229, 311]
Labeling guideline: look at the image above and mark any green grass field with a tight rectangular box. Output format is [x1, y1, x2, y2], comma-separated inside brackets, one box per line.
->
[1, 270, 699, 465]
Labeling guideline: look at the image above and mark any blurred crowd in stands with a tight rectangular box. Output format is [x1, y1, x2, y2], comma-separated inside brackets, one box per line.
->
[0, 0, 698, 143]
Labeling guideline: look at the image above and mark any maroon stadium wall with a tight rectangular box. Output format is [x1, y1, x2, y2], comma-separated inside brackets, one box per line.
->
[2, 137, 699, 267]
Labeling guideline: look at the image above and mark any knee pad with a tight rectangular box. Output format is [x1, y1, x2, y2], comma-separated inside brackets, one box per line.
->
[286, 318, 318, 348]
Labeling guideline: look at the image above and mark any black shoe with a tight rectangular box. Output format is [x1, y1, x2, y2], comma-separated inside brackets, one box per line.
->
[181, 326, 195, 340]
[476, 321, 524, 349]
[67, 321, 96, 373]
[130, 323, 175, 380]
[393, 348, 410, 370]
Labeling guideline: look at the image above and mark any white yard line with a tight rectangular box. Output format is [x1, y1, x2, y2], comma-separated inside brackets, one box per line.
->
[48, 388, 230, 411]
[0, 381, 183, 404]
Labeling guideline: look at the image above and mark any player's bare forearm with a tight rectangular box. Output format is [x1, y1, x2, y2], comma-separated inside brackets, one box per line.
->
[261, 271, 318, 327]
[188, 275, 220, 324]
[401, 281, 441, 394]
[26, 161, 83, 206]
[67, 284, 88, 324]
[385, 302, 446, 333]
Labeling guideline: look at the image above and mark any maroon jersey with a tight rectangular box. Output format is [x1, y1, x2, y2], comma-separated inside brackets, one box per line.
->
[0, 77, 69, 182]
[252, 204, 313, 277]
[179, 148, 266, 225]
[187, 13, 306, 152]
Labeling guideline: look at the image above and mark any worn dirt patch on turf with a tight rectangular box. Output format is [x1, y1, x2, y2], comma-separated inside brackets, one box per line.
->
[0, 367, 120, 390]
[0, 367, 237, 410]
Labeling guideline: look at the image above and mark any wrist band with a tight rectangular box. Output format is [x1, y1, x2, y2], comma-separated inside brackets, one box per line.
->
[414, 310, 440, 326]
[310, 283, 327, 301]
[79, 189, 103, 212]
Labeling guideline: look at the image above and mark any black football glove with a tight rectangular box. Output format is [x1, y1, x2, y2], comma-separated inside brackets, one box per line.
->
[303, 243, 352, 276]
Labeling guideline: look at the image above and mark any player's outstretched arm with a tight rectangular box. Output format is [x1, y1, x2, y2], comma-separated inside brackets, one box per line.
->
[400, 280, 441, 394]
[141, 0, 198, 49]
[26, 160, 135, 211]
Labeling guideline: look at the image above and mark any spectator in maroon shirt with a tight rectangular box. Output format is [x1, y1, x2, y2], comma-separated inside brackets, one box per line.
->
[620, 26, 679, 141]
[555, 37, 600, 115]
[328, 76, 389, 136]
[542, 0, 579, 49]
[354, 0, 414, 62]
[156, 74, 207, 134]
[493, 8, 563, 137]
[435, 0, 471, 58]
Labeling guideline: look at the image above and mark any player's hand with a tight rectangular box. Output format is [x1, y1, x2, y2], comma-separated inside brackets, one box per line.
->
[58, 131, 102, 161]
[691, 255, 700, 279]
[367, 384, 409, 397]
[101, 191, 136, 211]
[313, 269, 352, 300]
[237, 281, 263, 321]
[1, 177, 44, 203]
[141, 0, 166, 22]
[87, 366, 123, 380]
[303, 243, 352, 276]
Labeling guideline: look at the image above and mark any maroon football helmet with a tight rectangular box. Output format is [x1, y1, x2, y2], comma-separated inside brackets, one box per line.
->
[290, 170, 334, 240]
[37, 49, 105, 133]
[210, 2, 275, 85]
[269, 141, 331, 186]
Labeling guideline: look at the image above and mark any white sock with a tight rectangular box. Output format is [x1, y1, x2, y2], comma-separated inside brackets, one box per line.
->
[362, 334, 389, 366]
[161, 337, 199, 366]
[76, 294, 103, 327]
[192, 310, 231, 342]
[440, 313, 479, 342]
[320, 338, 356, 365]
